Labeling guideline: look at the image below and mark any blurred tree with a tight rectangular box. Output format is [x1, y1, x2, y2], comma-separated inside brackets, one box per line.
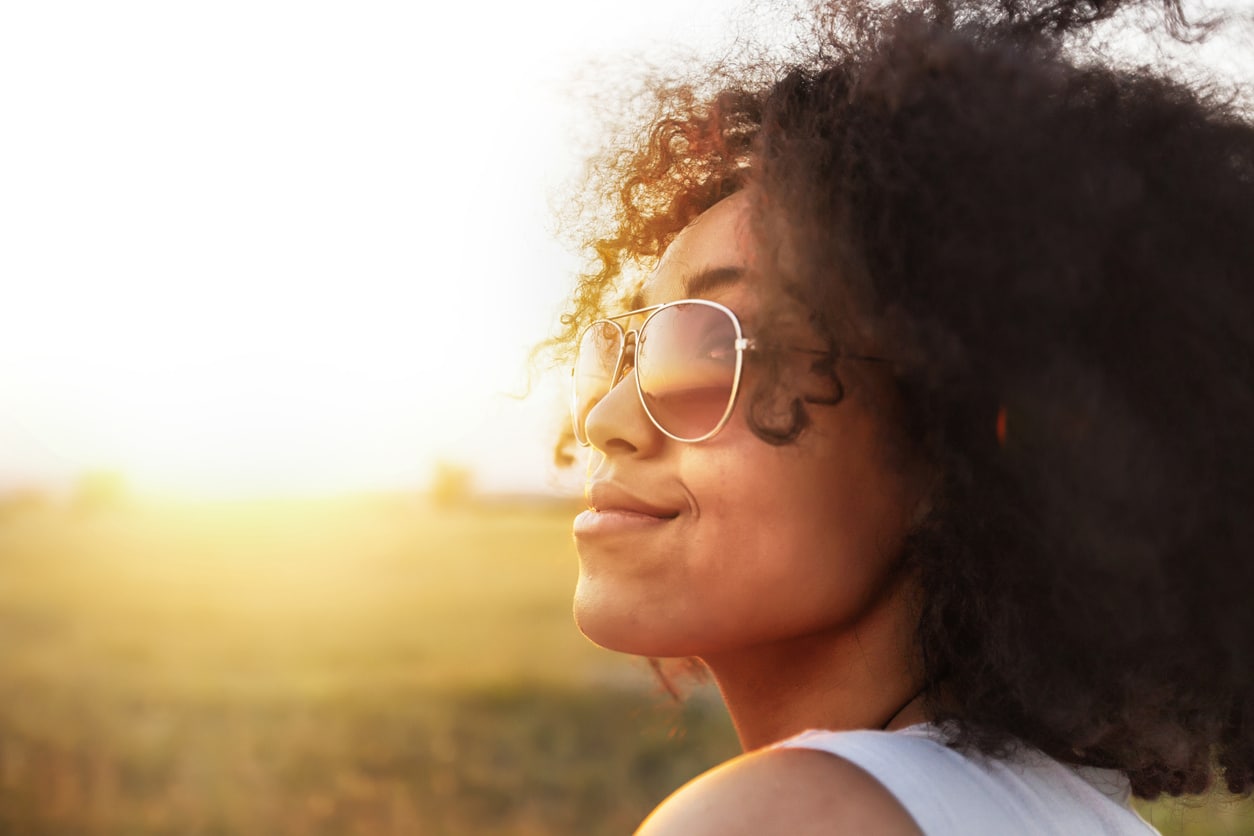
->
[430, 460, 475, 507]
[0, 486, 51, 519]
[71, 470, 128, 514]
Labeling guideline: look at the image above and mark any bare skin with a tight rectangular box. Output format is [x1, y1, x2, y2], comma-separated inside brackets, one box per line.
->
[572, 192, 932, 833]
[636, 747, 923, 836]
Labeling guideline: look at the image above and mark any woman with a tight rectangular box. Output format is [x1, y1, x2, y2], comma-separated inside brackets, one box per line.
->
[555, 0, 1254, 832]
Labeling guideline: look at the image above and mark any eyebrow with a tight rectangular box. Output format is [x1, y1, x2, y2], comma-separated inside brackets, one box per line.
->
[684, 266, 746, 298]
[628, 265, 747, 310]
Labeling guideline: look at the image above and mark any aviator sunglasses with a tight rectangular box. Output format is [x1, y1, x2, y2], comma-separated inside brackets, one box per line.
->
[572, 298, 877, 445]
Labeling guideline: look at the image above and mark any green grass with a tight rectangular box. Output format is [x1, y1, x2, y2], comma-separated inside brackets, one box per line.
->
[0, 497, 739, 834]
[0, 496, 1249, 834]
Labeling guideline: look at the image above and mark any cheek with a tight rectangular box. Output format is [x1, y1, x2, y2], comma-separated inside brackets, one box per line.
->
[687, 426, 917, 628]
[572, 397, 921, 659]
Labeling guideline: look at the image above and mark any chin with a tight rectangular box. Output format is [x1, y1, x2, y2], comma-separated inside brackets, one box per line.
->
[572, 578, 693, 658]
[572, 583, 643, 654]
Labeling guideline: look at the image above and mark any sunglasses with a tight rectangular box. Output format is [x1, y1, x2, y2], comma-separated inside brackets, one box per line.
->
[572, 298, 861, 445]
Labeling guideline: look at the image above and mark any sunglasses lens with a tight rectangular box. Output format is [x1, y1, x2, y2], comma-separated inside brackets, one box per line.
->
[572, 320, 624, 444]
[638, 303, 740, 441]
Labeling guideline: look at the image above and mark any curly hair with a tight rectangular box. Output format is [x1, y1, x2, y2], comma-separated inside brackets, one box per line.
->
[552, 0, 1254, 799]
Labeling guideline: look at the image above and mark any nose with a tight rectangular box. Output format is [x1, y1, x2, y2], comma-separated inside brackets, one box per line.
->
[582, 362, 666, 457]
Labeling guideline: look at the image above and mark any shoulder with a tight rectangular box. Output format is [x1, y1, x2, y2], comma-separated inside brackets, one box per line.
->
[635, 745, 922, 836]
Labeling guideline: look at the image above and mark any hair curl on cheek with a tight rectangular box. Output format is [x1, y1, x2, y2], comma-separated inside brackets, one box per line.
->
[746, 377, 813, 444]
[740, 344, 855, 445]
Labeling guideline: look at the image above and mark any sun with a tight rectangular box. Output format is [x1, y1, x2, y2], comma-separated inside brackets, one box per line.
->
[0, 0, 766, 499]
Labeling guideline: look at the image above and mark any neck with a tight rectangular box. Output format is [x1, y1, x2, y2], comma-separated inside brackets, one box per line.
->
[701, 570, 925, 751]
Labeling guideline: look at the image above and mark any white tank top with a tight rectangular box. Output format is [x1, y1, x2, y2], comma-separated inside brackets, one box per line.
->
[775, 724, 1159, 835]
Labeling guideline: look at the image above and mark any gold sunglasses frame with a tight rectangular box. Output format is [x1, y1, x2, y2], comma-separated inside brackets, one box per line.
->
[570, 298, 756, 445]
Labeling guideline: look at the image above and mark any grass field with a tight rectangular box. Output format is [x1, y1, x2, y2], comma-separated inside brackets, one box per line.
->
[0, 496, 1249, 834]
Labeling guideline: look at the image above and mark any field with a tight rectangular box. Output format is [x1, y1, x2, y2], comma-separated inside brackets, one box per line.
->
[0, 496, 1249, 834]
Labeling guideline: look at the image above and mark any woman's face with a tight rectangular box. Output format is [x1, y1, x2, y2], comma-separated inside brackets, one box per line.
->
[572, 191, 927, 661]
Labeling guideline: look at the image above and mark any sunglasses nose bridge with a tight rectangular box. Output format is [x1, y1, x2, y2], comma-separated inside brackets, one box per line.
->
[618, 327, 640, 383]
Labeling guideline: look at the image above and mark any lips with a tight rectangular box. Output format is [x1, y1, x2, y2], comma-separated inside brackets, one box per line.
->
[584, 482, 681, 519]
[573, 482, 682, 538]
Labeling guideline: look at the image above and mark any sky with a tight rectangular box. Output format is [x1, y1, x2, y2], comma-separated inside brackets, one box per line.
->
[0, 0, 772, 499]
[1, 1, 1249, 500]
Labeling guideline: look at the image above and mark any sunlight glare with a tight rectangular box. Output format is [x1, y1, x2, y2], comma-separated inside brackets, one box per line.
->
[0, 0, 786, 498]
